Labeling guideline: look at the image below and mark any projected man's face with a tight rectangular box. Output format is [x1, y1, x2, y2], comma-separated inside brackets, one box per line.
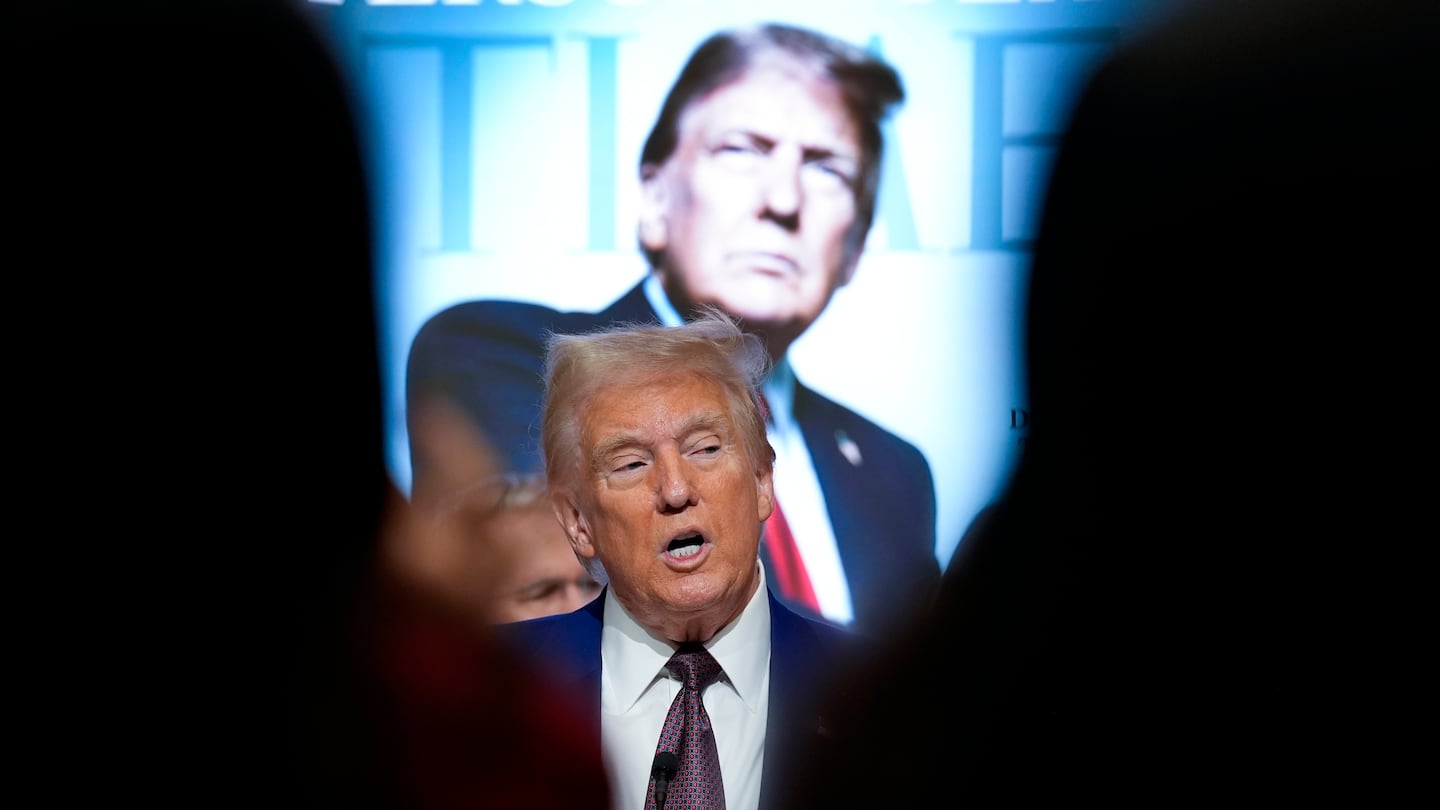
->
[641, 56, 864, 353]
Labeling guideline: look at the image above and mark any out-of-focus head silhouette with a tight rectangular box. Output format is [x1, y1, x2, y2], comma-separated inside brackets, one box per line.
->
[15, 0, 388, 801]
[16, 2, 610, 807]
[17, 0, 386, 591]
[780, 0, 1433, 804]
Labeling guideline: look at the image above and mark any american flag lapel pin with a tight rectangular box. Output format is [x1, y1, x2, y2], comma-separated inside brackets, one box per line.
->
[835, 430, 863, 467]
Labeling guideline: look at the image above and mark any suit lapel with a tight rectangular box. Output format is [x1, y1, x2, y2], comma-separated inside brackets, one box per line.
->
[762, 591, 832, 809]
[596, 279, 662, 324]
[573, 593, 606, 725]
[791, 385, 879, 626]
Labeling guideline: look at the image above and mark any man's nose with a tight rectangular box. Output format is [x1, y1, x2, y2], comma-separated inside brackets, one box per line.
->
[759, 147, 803, 225]
[654, 450, 697, 512]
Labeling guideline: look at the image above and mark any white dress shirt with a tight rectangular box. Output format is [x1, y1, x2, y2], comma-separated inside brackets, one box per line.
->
[600, 562, 772, 810]
[642, 273, 855, 625]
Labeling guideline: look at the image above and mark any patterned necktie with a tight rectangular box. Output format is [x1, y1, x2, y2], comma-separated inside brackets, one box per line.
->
[757, 393, 821, 614]
[647, 644, 726, 810]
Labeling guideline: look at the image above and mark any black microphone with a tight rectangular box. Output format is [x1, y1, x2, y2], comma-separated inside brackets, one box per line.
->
[651, 751, 679, 810]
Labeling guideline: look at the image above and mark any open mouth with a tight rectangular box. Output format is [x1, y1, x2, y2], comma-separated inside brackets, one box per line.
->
[667, 533, 705, 560]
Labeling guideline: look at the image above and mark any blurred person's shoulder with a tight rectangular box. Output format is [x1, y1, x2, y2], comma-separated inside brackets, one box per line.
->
[410, 297, 615, 356]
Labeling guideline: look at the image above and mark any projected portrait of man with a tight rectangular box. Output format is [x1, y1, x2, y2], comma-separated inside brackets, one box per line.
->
[407, 22, 939, 637]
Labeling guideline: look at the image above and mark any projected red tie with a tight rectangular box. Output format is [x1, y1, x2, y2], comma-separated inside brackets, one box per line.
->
[764, 497, 819, 613]
[648, 644, 726, 810]
[758, 393, 820, 614]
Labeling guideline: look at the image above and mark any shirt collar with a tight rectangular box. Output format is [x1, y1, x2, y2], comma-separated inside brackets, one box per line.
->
[601, 561, 773, 714]
[643, 272, 683, 327]
[760, 359, 796, 434]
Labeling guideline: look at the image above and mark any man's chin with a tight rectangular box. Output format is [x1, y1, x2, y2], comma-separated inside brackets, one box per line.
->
[706, 295, 797, 329]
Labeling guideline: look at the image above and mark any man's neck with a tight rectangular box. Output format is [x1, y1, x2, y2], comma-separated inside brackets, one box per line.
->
[642, 271, 796, 363]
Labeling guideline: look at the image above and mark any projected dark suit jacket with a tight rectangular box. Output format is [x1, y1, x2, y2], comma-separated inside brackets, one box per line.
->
[406, 280, 940, 637]
[493, 588, 864, 810]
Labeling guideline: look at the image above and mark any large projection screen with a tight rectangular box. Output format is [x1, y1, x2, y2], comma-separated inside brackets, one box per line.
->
[309, 0, 1148, 572]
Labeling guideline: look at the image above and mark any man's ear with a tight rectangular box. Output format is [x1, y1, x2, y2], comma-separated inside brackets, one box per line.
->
[755, 462, 775, 523]
[553, 490, 596, 561]
[639, 163, 670, 252]
[837, 230, 867, 287]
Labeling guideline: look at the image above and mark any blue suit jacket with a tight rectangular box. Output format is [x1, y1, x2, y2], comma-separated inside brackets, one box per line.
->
[493, 588, 868, 810]
[407, 280, 940, 636]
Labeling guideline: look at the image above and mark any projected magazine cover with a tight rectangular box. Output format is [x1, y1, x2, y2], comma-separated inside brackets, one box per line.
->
[310, 0, 1148, 631]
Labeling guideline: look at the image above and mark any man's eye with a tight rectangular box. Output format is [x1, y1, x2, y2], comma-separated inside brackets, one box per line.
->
[521, 584, 569, 605]
[716, 140, 761, 155]
[805, 159, 856, 188]
[607, 458, 647, 474]
[692, 443, 721, 458]
[712, 142, 766, 169]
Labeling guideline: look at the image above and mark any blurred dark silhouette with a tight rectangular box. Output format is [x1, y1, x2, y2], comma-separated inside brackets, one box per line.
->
[13, 1, 608, 807]
[778, 0, 1433, 804]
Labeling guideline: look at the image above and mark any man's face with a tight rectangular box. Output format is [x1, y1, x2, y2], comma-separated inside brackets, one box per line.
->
[642, 58, 864, 342]
[555, 372, 771, 640]
[486, 505, 602, 623]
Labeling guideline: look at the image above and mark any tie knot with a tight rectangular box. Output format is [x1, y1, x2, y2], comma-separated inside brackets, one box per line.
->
[666, 644, 723, 692]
